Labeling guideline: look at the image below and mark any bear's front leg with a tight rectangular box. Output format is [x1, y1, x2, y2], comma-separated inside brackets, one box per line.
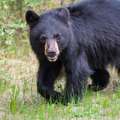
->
[63, 53, 93, 105]
[37, 60, 63, 103]
[63, 73, 88, 105]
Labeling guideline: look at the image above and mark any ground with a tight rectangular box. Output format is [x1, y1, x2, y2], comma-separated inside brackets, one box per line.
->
[0, 51, 120, 119]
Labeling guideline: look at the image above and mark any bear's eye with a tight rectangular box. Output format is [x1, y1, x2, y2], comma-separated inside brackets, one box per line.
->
[54, 34, 61, 40]
[40, 34, 46, 42]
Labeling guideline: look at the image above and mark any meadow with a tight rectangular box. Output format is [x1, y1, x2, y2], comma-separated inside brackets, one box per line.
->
[0, 0, 120, 119]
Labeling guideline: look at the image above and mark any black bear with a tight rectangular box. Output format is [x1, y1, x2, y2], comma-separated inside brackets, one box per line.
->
[26, 0, 120, 104]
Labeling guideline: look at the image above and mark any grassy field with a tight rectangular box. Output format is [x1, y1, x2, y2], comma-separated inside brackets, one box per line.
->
[0, 44, 120, 120]
[1, 0, 120, 119]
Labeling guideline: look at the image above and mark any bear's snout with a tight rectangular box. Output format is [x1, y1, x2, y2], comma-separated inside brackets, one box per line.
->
[45, 39, 59, 62]
[47, 49, 56, 57]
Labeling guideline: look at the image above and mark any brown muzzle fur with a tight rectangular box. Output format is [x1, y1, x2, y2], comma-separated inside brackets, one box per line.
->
[45, 39, 59, 62]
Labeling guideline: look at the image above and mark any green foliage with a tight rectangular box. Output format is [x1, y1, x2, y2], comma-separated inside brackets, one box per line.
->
[0, 0, 26, 48]
[0, 27, 15, 45]
[0, 68, 12, 95]
[0, 70, 11, 80]
[0, 0, 61, 51]
[57, 84, 64, 93]
[47, 104, 55, 118]
[97, 93, 101, 103]
[10, 85, 20, 115]
[103, 99, 109, 108]
[0, 0, 80, 51]
[39, 105, 45, 120]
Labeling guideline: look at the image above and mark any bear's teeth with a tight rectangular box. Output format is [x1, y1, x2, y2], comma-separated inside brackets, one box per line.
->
[47, 56, 58, 62]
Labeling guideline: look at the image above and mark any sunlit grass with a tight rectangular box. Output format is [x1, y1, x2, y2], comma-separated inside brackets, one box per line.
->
[1, 0, 120, 119]
[0, 50, 120, 120]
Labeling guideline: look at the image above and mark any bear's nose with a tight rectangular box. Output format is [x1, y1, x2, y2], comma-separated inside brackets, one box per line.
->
[47, 49, 56, 57]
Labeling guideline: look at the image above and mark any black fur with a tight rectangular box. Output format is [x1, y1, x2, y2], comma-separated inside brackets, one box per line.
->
[88, 69, 110, 91]
[26, 0, 120, 104]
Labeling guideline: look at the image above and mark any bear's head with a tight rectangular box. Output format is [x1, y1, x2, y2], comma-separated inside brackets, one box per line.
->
[26, 8, 72, 62]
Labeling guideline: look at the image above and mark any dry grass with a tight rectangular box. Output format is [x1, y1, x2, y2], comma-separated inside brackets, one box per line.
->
[0, 52, 120, 119]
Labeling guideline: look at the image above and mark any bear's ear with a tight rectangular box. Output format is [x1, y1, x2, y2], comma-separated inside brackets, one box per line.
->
[26, 10, 39, 27]
[59, 7, 70, 23]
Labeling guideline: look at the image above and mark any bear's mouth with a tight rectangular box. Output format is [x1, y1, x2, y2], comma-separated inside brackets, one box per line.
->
[47, 55, 58, 62]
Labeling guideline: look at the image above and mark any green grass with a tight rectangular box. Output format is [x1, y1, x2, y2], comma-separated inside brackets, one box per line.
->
[0, 50, 120, 120]
[1, 0, 120, 118]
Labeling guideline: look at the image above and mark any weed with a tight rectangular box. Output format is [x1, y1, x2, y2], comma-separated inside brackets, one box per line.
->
[10, 85, 20, 115]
